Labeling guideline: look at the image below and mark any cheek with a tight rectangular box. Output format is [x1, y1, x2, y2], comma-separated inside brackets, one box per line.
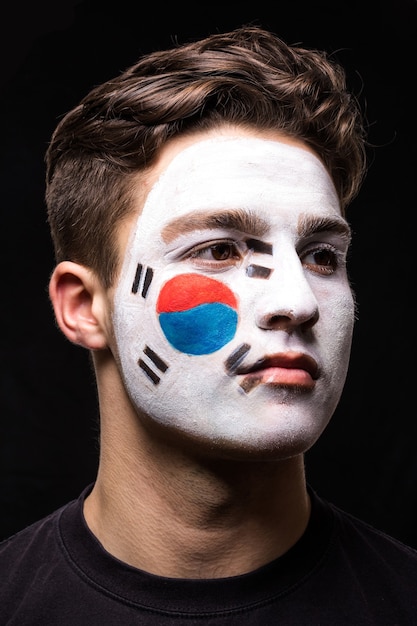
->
[321, 290, 355, 359]
[156, 273, 239, 355]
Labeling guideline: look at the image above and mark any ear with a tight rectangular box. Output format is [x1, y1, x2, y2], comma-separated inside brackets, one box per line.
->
[49, 261, 109, 350]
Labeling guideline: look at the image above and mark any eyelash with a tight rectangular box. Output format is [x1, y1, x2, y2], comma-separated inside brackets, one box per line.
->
[185, 239, 344, 275]
[300, 243, 344, 275]
[187, 239, 244, 268]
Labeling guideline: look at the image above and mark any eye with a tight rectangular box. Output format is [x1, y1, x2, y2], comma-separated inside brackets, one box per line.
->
[301, 244, 343, 275]
[186, 239, 244, 269]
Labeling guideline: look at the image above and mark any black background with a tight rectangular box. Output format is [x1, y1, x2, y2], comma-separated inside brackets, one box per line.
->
[1, 0, 416, 545]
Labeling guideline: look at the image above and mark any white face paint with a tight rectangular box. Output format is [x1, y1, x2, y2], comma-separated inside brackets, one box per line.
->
[113, 133, 355, 459]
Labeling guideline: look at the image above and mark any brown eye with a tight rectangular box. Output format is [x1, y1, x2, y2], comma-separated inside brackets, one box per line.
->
[210, 243, 235, 260]
[187, 239, 243, 270]
[302, 245, 340, 275]
[312, 249, 336, 268]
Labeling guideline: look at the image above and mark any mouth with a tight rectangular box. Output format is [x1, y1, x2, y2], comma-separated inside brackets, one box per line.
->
[236, 352, 319, 393]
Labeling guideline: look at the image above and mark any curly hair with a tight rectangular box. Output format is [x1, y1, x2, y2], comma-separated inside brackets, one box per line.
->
[45, 25, 367, 287]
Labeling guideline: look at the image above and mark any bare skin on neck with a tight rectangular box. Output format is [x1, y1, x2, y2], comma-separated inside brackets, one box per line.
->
[84, 351, 311, 579]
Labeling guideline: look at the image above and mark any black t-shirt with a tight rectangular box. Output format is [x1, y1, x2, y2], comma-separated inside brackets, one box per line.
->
[1, 484, 417, 625]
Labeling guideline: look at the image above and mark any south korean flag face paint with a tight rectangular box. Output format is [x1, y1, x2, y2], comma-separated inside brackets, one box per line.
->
[113, 132, 355, 459]
[156, 273, 238, 355]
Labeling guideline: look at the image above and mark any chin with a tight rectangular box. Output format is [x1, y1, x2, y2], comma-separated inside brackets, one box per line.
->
[177, 422, 327, 463]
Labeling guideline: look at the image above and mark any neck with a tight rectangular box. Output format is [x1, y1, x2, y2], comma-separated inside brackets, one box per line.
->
[85, 447, 310, 579]
[84, 355, 311, 579]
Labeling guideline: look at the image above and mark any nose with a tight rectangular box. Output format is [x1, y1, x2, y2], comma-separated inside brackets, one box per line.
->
[254, 255, 319, 332]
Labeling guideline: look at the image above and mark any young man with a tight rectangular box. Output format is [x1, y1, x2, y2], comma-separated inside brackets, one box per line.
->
[1, 26, 417, 624]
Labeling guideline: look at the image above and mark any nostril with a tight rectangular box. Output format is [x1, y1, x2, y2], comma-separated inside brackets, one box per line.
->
[269, 313, 290, 325]
[257, 307, 319, 331]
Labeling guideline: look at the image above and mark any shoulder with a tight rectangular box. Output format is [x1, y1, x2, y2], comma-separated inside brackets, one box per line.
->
[304, 490, 417, 620]
[0, 489, 89, 622]
[323, 495, 417, 578]
[0, 485, 92, 577]
[0, 504, 66, 581]
[332, 498, 417, 552]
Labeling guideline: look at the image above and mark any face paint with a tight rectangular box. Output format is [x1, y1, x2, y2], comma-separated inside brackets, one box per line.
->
[156, 274, 238, 355]
[113, 133, 355, 459]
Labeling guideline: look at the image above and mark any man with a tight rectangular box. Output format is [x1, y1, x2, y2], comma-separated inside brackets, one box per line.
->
[1, 26, 417, 624]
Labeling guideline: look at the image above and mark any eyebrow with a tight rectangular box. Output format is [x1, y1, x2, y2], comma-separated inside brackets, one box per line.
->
[297, 214, 352, 242]
[161, 208, 351, 245]
[161, 209, 269, 243]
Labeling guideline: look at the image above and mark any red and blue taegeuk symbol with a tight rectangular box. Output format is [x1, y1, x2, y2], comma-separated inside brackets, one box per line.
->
[156, 273, 238, 355]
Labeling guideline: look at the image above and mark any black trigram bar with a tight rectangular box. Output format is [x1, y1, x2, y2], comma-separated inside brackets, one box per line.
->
[141, 267, 153, 297]
[131, 263, 154, 297]
[138, 345, 169, 385]
[144, 346, 168, 373]
[131, 263, 143, 294]
[246, 238, 273, 255]
[239, 376, 261, 394]
[224, 343, 251, 374]
[246, 264, 273, 279]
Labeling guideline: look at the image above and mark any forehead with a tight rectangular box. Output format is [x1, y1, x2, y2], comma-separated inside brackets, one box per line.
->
[120, 134, 342, 258]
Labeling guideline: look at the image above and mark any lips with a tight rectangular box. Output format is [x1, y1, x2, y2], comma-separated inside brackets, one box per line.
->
[237, 352, 319, 392]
